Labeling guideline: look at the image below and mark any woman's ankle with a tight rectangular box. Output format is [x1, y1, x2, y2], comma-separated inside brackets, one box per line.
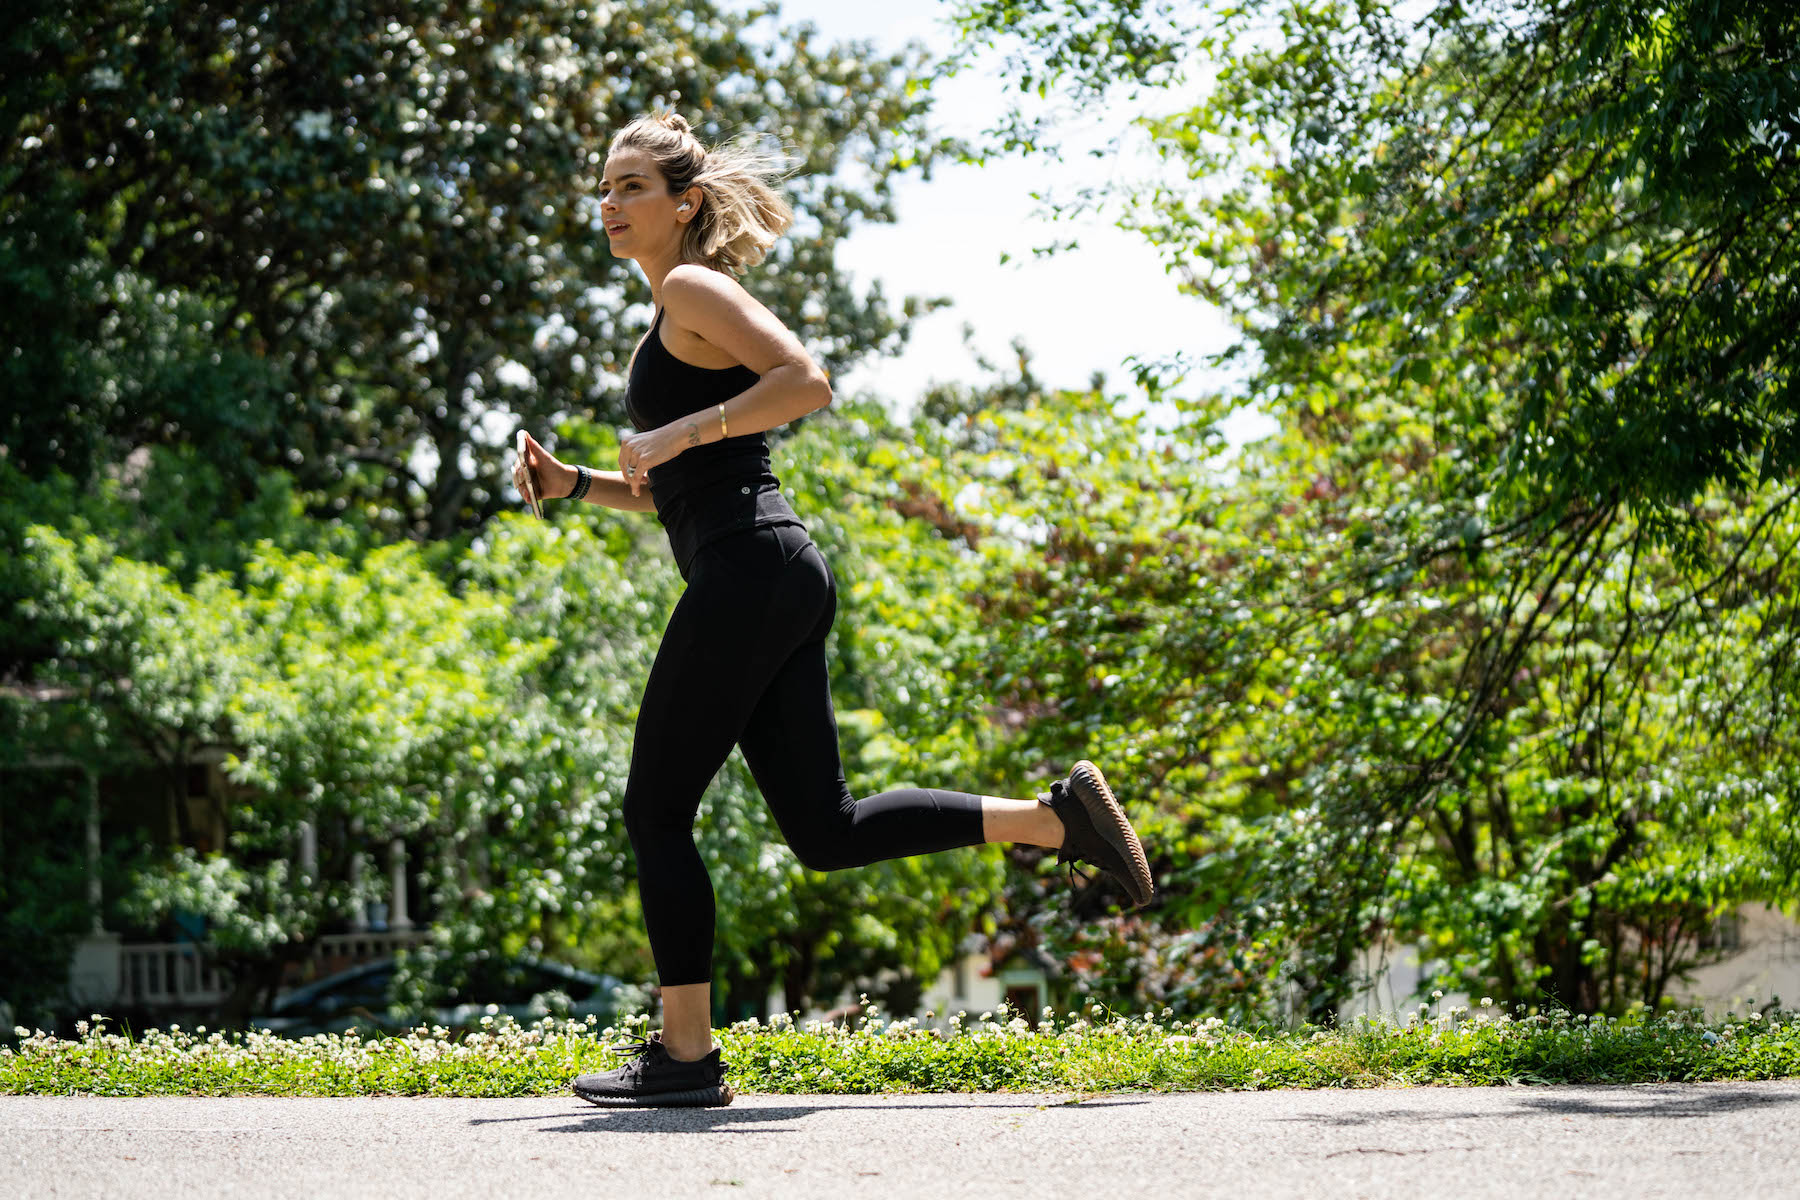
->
[660, 1034, 716, 1062]
[979, 794, 1065, 848]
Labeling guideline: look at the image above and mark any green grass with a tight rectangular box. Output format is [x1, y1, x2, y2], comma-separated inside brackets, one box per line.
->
[5, 1002, 1798, 1097]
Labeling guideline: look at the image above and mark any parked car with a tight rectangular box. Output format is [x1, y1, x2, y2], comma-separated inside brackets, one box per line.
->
[251, 953, 633, 1038]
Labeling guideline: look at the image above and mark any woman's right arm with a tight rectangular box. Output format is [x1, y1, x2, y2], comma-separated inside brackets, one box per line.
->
[516, 432, 657, 513]
[567, 468, 658, 513]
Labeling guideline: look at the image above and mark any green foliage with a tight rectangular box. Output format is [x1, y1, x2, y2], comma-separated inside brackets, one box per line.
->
[0, 400, 1009, 1025]
[3, 512, 563, 999]
[944, 0, 1800, 1020]
[7, 1003, 1800, 1095]
[956, 0, 1799, 546]
[8, 0, 1797, 1039]
[0, 775, 94, 1032]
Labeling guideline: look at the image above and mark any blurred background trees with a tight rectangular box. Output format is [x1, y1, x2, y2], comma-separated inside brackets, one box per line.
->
[948, 0, 1799, 1019]
[3, 0, 1795, 1031]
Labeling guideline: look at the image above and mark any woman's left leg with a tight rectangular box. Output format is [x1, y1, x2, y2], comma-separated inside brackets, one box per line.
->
[736, 530, 1061, 865]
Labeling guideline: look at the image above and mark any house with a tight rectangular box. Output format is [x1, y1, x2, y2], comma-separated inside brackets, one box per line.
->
[920, 936, 1056, 1028]
[1670, 904, 1800, 1013]
[1344, 902, 1800, 1020]
[5, 688, 424, 1023]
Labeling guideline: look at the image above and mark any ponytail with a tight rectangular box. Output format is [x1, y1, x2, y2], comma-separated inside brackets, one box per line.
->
[609, 111, 796, 276]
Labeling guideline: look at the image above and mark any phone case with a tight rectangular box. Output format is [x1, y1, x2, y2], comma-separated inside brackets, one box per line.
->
[515, 431, 545, 520]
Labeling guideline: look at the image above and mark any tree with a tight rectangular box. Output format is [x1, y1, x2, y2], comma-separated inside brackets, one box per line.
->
[946, 0, 1800, 1017]
[3, 0, 953, 537]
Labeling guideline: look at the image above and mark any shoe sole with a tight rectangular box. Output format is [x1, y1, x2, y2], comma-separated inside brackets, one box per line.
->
[572, 1081, 735, 1108]
[1070, 760, 1154, 907]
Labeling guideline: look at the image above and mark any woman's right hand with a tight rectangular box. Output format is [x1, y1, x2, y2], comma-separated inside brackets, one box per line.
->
[515, 431, 576, 500]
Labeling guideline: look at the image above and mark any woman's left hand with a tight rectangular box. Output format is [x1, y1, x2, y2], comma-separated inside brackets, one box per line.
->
[618, 423, 693, 496]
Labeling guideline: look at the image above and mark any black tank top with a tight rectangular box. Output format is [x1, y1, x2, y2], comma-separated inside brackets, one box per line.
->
[624, 305, 806, 575]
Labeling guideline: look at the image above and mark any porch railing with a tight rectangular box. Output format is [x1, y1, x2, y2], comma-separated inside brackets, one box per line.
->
[111, 930, 428, 1008]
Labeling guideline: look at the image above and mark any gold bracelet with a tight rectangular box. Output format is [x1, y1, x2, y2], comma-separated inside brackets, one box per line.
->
[718, 402, 728, 439]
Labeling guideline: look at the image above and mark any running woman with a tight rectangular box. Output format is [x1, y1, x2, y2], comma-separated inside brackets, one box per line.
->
[513, 111, 1154, 1108]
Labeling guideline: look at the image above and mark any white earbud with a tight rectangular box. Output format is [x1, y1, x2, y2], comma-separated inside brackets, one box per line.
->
[678, 203, 691, 212]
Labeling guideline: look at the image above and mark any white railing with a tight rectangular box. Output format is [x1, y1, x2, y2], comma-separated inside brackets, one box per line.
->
[118, 943, 230, 1007]
[110, 931, 429, 1008]
[312, 930, 427, 962]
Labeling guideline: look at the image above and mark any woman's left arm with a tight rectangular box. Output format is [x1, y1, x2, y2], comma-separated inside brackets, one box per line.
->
[617, 265, 831, 495]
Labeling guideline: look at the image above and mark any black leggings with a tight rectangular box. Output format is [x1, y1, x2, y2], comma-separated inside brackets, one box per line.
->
[621, 522, 988, 987]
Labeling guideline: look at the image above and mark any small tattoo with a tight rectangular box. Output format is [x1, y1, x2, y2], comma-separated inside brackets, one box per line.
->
[684, 420, 701, 447]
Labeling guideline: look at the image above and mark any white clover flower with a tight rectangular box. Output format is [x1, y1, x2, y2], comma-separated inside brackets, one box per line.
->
[1481, 997, 1494, 1007]
[1431, 989, 1444, 1000]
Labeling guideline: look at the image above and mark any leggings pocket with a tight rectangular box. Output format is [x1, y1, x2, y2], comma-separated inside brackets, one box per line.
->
[773, 522, 812, 564]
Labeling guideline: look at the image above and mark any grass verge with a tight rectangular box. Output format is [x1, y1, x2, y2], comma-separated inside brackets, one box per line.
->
[5, 1003, 1798, 1097]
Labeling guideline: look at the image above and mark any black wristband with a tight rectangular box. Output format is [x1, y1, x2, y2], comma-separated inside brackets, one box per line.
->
[567, 465, 591, 502]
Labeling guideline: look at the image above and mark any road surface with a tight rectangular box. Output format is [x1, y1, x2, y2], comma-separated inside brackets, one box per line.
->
[5, 1081, 1798, 1199]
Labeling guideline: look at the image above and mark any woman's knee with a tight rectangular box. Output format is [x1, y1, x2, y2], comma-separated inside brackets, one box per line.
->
[787, 838, 856, 873]
[783, 817, 865, 872]
[622, 785, 687, 850]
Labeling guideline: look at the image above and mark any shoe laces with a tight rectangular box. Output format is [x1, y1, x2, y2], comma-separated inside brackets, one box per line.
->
[607, 1032, 727, 1078]
[1036, 779, 1097, 890]
[606, 1032, 662, 1076]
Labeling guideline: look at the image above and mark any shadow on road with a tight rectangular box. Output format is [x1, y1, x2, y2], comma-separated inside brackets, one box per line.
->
[471, 1095, 1150, 1135]
[1288, 1083, 1800, 1127]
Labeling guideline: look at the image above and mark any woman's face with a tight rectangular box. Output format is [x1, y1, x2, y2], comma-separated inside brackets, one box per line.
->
[598, 147, 688, 261]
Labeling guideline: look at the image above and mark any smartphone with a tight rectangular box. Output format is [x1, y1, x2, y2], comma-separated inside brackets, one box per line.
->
[515, 430, 545, 520]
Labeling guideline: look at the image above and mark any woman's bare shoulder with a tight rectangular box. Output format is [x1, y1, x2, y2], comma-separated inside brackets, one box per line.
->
[663, 263, 747, 306]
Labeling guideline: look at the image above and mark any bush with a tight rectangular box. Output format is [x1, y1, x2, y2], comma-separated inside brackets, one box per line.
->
[6, 1000, 1798, 1096]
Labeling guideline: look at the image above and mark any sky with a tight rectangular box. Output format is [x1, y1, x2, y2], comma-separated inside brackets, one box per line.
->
[733, 0, 1275, 444]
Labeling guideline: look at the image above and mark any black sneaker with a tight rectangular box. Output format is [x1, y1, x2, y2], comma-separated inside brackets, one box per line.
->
[1038, 760, 1155, 908]
[571, 1031, 735, 1108]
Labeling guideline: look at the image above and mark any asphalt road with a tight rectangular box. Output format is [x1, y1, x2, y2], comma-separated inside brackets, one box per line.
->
[6, 1081, 1799, 1200]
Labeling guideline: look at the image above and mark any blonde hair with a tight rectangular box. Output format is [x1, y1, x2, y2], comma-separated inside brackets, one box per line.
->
[608, 111, 796, 277]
